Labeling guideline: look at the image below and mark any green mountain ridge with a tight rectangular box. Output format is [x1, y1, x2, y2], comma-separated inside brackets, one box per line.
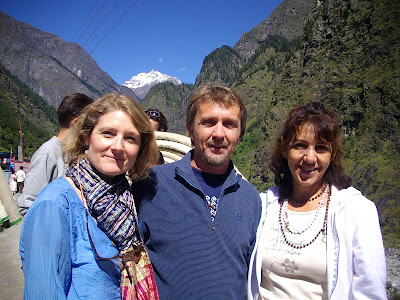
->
[247, 0, 400, 247]
[142, 0, 400, 247]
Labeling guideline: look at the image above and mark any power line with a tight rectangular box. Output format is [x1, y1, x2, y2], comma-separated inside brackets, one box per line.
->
[89, 0, 138, 55]
[75, 0, 110, 44]
[70, 0, 101, 42]
[83, 0, 121, 47]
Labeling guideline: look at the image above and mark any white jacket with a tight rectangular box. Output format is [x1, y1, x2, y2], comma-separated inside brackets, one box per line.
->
[248, 185, 387, 299]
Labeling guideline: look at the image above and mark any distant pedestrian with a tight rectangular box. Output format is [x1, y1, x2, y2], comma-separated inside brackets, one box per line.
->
[15, 166, 25, 193]
[8, 168, 17, 195]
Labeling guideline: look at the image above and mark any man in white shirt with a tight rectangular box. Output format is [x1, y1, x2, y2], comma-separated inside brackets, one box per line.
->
[15, 166, 25, 193]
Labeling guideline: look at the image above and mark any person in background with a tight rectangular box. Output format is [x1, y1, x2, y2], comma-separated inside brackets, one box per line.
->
[248, 102, 386, 299]
[8, 168, 17, 195]
[15, 166, 25, 193]
[20, 93, 160, 299]
[145, 108, 168, 132]
[134, 85, 262, 299]
[145, 108, 168, 165]
[18, 93, 94, 215]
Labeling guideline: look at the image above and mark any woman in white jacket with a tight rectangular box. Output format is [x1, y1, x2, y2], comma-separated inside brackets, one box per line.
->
[248, 102, 386, 299]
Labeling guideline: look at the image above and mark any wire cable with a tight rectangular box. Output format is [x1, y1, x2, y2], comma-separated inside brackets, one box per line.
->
[70, 0, 101, 42]
[89, 0, 138, 55]
[76, 0, 110, 44]
[82, 0, 120, 47]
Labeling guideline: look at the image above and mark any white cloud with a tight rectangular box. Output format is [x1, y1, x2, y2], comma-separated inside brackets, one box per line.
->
[158, 58, 163, 62]
[179, 67, 186, 71]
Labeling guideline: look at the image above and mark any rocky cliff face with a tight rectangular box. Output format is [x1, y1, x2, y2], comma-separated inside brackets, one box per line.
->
[233, 0, 316, 58]
[139, 0, 318, 133]
[238, 0, 400, 247]
[141, 0, 400, 249]
[195, 46, 243, 88]
[0, 11, 138, 108]
[193, 0, 315, 89]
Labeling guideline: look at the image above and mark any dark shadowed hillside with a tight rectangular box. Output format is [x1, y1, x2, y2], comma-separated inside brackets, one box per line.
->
[234, 0, 400, 247]
[0, 64, 58, 158]
[233, 0, 316, 58]
[0, 10, 138, 108]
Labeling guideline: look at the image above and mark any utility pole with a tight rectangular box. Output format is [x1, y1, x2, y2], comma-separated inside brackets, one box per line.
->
[17, 96, 24, 161]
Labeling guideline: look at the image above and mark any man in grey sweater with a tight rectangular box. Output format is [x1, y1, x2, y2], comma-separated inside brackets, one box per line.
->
[18, 93, 93, 215]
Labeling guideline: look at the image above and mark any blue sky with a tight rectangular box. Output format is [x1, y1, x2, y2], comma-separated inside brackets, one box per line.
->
[1, 0, 283, 84]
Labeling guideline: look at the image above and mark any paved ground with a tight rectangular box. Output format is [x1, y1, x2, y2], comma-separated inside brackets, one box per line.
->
[0, 220, 24, 300]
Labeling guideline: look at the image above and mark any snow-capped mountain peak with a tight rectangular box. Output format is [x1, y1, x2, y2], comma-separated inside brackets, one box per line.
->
[123, 70, 181, 99]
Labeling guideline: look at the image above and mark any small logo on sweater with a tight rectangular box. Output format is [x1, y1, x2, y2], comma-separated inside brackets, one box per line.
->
[237, 213, 242, 221]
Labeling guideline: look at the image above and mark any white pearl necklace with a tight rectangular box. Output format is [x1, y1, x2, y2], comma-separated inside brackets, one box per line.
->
[278, 184, 331, 249]
[281, 184, 329, 235]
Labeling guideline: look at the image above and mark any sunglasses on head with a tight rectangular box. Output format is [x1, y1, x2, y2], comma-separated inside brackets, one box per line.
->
[145, 110, 160, 118]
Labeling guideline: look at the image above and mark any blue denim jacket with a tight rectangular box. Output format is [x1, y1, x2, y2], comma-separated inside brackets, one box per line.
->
[20, 177, 120, 299]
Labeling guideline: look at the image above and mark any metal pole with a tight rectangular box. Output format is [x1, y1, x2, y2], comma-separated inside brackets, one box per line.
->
[17, 96, 24, 161]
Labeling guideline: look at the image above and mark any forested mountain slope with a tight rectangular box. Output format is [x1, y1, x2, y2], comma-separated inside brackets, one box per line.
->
[0, 65, 58, 158]
[145, 0, 400, 247]
[233, 0, 400, 246]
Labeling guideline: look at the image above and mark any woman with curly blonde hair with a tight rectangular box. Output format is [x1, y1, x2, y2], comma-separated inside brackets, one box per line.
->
[20, 93, 160, 299]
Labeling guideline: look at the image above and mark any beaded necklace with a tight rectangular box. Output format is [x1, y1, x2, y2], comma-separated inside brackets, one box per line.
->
[281, 183, 329, 235]
[278, 184, 331, 249]
[290, 184, 326, 203]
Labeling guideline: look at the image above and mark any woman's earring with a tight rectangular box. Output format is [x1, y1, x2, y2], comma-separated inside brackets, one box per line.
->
[85, 143, 89, 155]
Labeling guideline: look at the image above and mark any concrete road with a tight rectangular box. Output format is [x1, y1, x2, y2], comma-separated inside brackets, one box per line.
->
[0, 220, 24, 300]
